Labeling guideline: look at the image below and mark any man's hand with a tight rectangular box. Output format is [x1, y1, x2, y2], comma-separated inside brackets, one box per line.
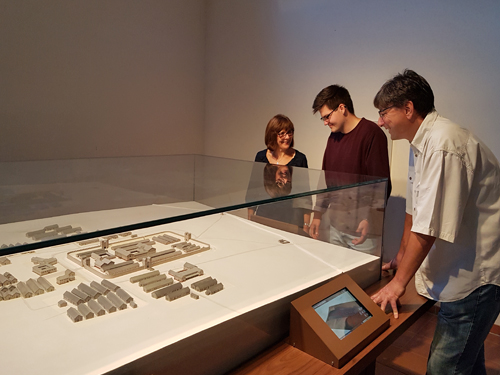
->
[371, 280, 406, 319]
[351, 219, 369, 245]
[309, 218, 321, 239]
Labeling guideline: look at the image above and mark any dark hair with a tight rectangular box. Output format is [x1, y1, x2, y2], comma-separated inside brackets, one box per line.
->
[374, 69, 435, 118]
[312, 85, 355, 115]
[265, 114, 295, 151]
[263, 164, 292, 198]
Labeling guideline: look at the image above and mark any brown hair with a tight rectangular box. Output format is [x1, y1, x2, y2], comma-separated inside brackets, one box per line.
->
[374, 69, 435, 118]
[263, 164, 292, 198]
[312, 85, 355, 115]
[265, 114, 295, 151]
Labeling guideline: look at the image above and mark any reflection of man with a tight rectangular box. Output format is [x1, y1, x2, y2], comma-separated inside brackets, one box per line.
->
[371, 70, 500, 375]
[310, 85, 391, 252]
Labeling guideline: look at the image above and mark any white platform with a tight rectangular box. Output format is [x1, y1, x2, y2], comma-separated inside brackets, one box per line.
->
[0, 203, 379, 375]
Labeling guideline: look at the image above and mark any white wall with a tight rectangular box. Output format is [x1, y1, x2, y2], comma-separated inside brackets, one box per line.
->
[204, 0, 500, 177]
[0, 0, 206, 162]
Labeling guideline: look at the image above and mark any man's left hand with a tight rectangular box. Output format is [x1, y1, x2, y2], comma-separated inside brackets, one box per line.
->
[370, 280, 405, 319]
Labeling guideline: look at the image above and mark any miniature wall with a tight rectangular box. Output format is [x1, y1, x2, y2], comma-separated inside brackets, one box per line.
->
[0, 0, 206, 162]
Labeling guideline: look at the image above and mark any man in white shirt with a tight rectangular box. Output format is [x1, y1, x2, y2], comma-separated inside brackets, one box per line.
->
[371, 69, 500, 375]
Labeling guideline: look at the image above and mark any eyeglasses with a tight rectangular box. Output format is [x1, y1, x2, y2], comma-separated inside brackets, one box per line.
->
[320, 105, 340, 122]
[378, 105, 396, 119]
[277, 130, 294, 138]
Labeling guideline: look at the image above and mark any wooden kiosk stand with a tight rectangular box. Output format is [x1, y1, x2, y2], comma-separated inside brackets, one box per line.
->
[289, 274, 390, 368]
[230, 274, 434, 375]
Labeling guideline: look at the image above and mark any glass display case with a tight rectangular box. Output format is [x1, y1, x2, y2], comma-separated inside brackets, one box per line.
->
[0, 155, 388, 375]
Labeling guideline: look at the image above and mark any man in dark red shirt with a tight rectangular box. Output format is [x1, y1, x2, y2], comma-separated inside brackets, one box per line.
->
[310, 85, 391, 254]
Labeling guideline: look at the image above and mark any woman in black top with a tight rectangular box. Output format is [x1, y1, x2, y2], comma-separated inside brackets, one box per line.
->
[254, 114, 308, 168]
[250, 114, 310, 234]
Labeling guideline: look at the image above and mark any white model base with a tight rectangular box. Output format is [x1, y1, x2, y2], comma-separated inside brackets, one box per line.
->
[0, 203, 379, 375]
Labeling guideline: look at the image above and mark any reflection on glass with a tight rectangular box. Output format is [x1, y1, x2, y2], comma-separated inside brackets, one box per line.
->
[312, 171, 387, 256]
[246, 164, 312, 236]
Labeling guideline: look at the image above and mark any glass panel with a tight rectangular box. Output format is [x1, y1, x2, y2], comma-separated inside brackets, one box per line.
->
[0, 154, 388, 374]
[0, 155, 387, 255]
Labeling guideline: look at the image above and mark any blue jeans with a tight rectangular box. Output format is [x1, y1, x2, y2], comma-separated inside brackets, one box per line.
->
[427, 284, 500, 375]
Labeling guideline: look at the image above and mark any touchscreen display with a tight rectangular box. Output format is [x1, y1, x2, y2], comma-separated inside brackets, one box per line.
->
[312, 287, 372, 340]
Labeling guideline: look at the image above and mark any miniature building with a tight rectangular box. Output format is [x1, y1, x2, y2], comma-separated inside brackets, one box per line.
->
[88, 299, 106, 316]
[206, 283, 224, 295]
[168, 262, 204, 282]
[67, 307, 83, 322]
[1, 290, 11, 300]
[26, 279, 44, 295]
[37, 277, 55, 292]
[56, 269, 76, 285]
[31, 257, 57, 265]
[143, 278, 173, 293]
[17, 282, 33, 298]
[58, 300, 67, 308]
[151, 282, 182, 299]
[78, 283, 101, 299]
[33, 264, 57, 276]
[7, 286, 20, 299]
[190, 293, 199, 300]
[129, 301, 138, 308]
[107, 292, 127, 310]
[92, 253, 115, 270]
[112, 240, 155, 260]
[72, 288, 91, 303]
[130, 270, 160, 284]
[165, 287, 190, 301]
[4, 272, 17, 284]
[0, 274, 8, 286]
[191, 277, 217, 292]
[63, 291, 83, 306]
[147, 250, 183, 267]
[100, 238, 109, 250]
[152, 234, 180, 245]
[0, 256, 11, 266]
[172, 242, 201, 253]
[90, 281, 109, 295]
[115, 288, 133, 304]
[101, 279, 120, 292]
[138, 274, 167, 287]
[77, 303, 94, 319]
[115, 244, 156, 261]
[97, 296, 116, 313]
[104, 261, 141, 277]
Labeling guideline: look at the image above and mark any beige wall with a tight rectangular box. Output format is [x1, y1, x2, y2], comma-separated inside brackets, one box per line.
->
[0, 0, 206, 161]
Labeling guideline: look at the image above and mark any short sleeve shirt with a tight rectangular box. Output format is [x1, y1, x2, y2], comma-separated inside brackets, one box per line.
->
[409, 111, 500, 301]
